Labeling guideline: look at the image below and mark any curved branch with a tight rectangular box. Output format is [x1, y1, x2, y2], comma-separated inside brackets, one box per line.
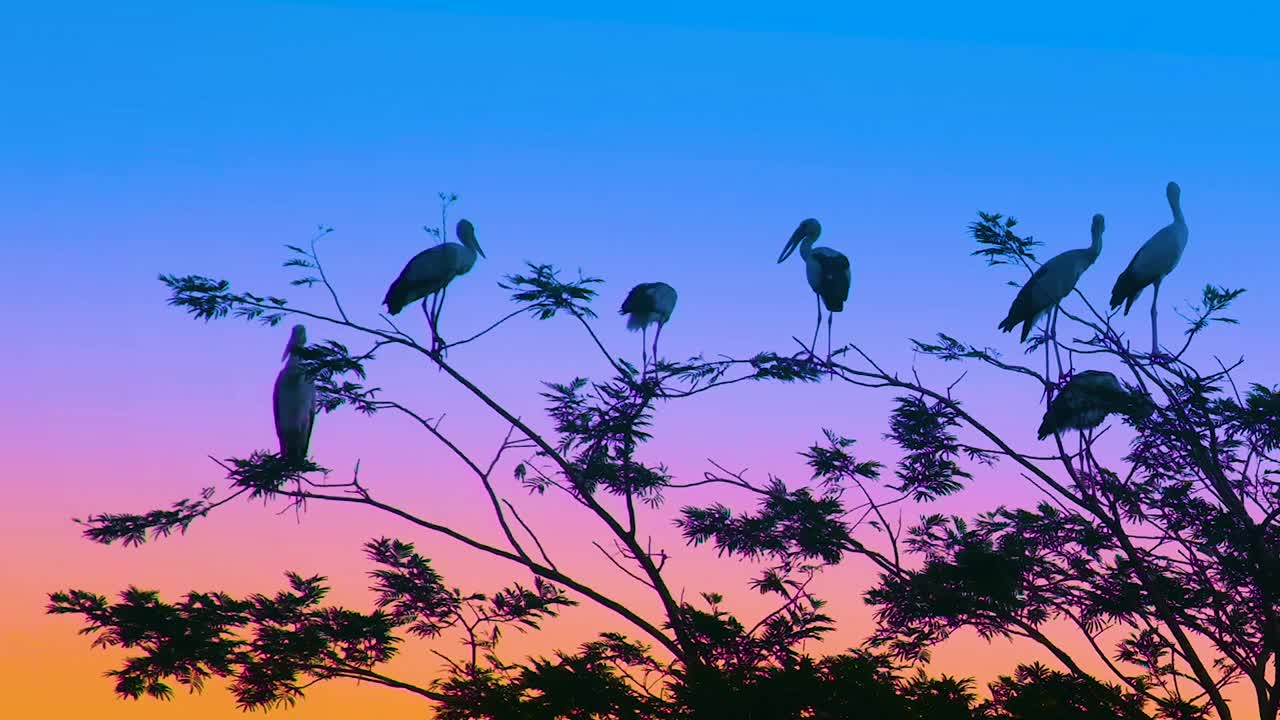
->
[375, 400, 531, 565]
[280, 486, 684, 659]
[442, 306, 531, 351]
[322, 664, 447, 703]
[426, 353, 704, 667]
[308, 228, 349, 323]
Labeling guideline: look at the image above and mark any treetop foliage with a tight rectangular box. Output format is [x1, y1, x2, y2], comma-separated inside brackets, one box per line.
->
[52, 193, 1279, 720]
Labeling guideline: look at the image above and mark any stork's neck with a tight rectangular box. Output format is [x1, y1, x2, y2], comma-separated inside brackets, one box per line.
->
[282, 345, 305, 371]
[1169, 195, 1185, 224]
[798, 236, 817, 261]
[1086, 229, 1103, 260]
[456, 243, 479, 275]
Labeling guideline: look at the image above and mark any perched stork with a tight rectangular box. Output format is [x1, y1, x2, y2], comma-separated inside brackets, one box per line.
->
[1037, 370, 1155, 440]
[1110, 182, 1188, 358]
[273, 324, 316, 462]
[1000, 213, 1105, 342]
[777, 218, 850, 362]
[383, 218, 485, 351]
[620, 282, 677, 373]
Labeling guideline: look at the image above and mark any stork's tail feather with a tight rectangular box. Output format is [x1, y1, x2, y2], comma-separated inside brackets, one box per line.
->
[1110, 268, 1139, 315]
[1036, 416, 1055, 440]
[819, 289, 846, 313]
[997, 312, 1033, 342]
[625, 312, 653, 331]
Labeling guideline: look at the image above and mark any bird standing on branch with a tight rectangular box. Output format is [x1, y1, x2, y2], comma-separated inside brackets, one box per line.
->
[273, 324, 316, 462]
[1110, 182, 1188, 359]
[777, 218, 850, 364]
[383, 218, 486, 353]
[1000, 213, 1105, 343]
[620, 282, 677, 375]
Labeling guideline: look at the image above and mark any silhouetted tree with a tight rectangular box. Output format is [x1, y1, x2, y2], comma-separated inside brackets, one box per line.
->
[849, 214, 1271, 720]
[49, 195, 1276, 719]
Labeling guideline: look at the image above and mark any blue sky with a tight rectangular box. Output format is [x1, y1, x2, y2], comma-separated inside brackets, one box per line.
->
[2, 0, 1277, 438]
[6, 2, 1277, 348]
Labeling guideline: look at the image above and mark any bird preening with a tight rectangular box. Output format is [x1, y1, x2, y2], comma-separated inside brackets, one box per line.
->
[778, 218, 851, 363]
[383, 218, 486, 353]
[620, 282, 678, 375]
[273, 324, 316, 463]
[1110, 181, 1188, 359]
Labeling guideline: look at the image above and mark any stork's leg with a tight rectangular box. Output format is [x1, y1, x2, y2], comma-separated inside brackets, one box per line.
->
[434, 286, 450, 354]
[422, 295, 444, 365]
[1078, 430, 1085, 475]
[423, 290, 440, 337]
[1043, 313, 1053, 405]
[1150, 280, 1161, 358]
[1051, 306, 1066, 380]
[428, 288, 442, 326]
[1084, 427, 1097, 475]
[422, 296, 435, 342]
[652, 321, 664, 372]
[641, 326, 649, 377]
[811, 294, 823, 359]
[826, 312, 834, 368]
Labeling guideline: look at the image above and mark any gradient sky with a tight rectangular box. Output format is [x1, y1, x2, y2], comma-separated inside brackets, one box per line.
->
[4, 1, 1280, 717]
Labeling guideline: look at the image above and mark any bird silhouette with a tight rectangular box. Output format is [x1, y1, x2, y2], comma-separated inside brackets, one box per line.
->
[620, 282, 677, 374]
[383, 218, 485, 352]
[1037, 370, 1155, 440]
[273, 324, 316, 461]
[1110, 182, 1188, 358]
[777, 218, 850, 363]
[1000, 214, 1105, 342]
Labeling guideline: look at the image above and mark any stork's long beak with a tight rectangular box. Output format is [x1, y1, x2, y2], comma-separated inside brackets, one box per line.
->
[777, 227, 805, 263]
[473, 239, 486, 259]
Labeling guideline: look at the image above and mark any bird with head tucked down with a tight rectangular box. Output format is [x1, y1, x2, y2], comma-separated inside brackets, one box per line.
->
[1037, 370, 1155, 440]
[273, 324, 316, 461]
[620, 281, 678, 373]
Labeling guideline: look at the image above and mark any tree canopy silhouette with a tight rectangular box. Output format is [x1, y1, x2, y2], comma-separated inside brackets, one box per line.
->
[49, 192, 1279, 720]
